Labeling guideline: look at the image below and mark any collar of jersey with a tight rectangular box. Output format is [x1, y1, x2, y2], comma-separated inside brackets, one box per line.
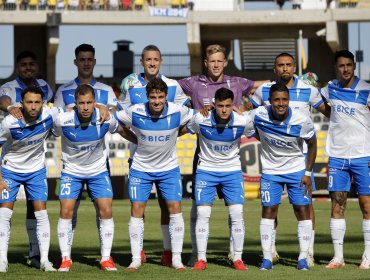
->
[74, 77, 97, 86]
[144, 101, 168, 117]
[17, 108, 43, 128]
[16, 76, 39, 89]
[73, 107, 97, 126]
[210, 110, 234, 127]
[268, 106, 292, 125]
[200, 74, 228, 85]
[292, 77, 298, 88]
[350, 76, 360, 89]
[138, 73, 162, 86]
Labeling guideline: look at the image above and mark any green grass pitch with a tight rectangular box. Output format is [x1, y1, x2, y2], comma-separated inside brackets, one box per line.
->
[2, 198, 369, 279]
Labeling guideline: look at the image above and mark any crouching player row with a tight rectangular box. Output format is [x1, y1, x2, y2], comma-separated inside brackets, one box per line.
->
[0, 84, 137, 273]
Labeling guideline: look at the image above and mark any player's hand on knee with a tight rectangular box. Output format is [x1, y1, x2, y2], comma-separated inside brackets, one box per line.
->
[0, 179, 10, 193]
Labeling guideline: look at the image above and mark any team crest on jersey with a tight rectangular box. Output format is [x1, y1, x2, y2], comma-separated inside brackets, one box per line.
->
[196, 181, 207, 188]
[329, 168, 337, 174]
[261, 182, 270, 190]
[3, 179, 12, 186]
[0, 86, 11, 95]
[63, 177, 73, 183]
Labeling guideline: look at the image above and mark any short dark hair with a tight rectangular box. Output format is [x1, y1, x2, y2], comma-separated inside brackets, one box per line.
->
[141, 44, 161, 59]
[16, 51, 37, 63]
[269, 83, 289, 99]
[146, 78, 167, 95]
[274, 52, 295, 65]
[334, 50, 354, 63]
[215, 87, 234, 102]
[75, 84, 95, 100]
[75, 44, 95, 58]
[21, 86, 44, 100]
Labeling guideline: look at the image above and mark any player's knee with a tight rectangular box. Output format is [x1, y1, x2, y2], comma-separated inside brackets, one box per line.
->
[197, 205, 211, 220]
[294, 205, 310, 220]
[228, 204, 243, 222]
[99, 207, 112, 219]
[60, 207, 74, 219]
[131, 202, 145, 218]
[167, 202, 181, 214]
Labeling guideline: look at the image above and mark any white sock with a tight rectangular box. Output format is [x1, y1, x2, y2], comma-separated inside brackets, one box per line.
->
[228, 215, 233, 255]
[129, 216, 144, 260]
[271, 229, 277, 255]
[57, 218, 73, 259]
[330, 218, 346, 260]
[34, 210, 51, 264]
[0, 208, 13, 262]
[362, 219, 370, 258]
[309, 230, 315, 256]
[260, 218, 274, 261]
[26, 219, 40, 258]
[100, 218, 114, 260]
[196, 206, 211, 261]
[190, 199, 197, 254]
[228, 205, 244, 261]
[169, 213, 184, 262]
[298, 220, 312, 260]
[161, 224, 171, 251]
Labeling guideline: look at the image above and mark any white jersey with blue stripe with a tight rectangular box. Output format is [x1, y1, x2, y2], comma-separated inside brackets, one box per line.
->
[54, 78, 117, 109]
[53, 108, 118, 177]
[119, 73, 190, 110]
[186, 111, 255, 172]
[115, 102, 194, 172]
[251, 78, 324, 114]
[0, 77, 53, 107]
[0, 106, 61, 173]
[248, 106, 316, 175]
[320, 77, 370, 159]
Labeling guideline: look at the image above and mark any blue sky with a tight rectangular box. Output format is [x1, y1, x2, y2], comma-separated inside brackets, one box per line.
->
[1, 5, 369, 83]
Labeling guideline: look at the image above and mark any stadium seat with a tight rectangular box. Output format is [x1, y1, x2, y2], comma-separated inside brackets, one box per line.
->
[180, 134, 190, 140]
[317, 131, 327, 139]
[45, 151, 53, 158]
[117, 142, 126, 149]
[47, 142, 55, 149]
[109, 142, 116, 150]
[321, 124, 329, 131]
[45, 158, 56, 167]
[317, 149, 325, 157]
[176, 142, 185, 149]
[322, 117, 329, 123]
[317, 140, 325, 148]
[185, 150, 194, 157]
[313, 116, 321, 123]
[116, 150, 126, 158]
[183, 166, 192, 174]
[109, 151, 116, 158]
[183, 158, 192, 166]
[189, 134, 197, 140]
[186, 142, 195, 149]
[177, 150, 184, 157]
